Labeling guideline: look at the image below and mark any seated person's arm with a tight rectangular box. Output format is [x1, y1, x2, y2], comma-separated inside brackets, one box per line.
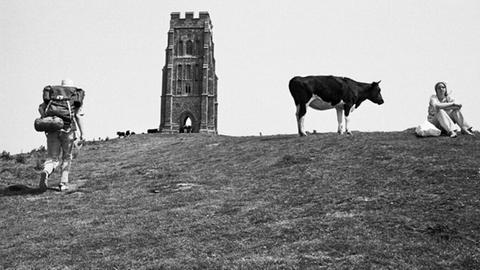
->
[430, 96, 461, 110]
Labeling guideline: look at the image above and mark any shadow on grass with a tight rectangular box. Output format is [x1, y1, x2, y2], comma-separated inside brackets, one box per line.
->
[0, 184, 45, 196]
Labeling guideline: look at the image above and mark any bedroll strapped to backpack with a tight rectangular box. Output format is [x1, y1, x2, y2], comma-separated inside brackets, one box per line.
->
[42, 85, 85, 130]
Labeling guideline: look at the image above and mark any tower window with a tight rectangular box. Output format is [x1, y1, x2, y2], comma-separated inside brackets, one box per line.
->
[177, 65, 183, 80]
[186, 40, 193, 55]
[186, 65, 191, 80]
[178, 40, 184, 56]
[185, 84, 191, 95]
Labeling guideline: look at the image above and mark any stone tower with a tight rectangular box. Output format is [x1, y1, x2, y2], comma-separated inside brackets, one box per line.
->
[160, 11, 218, 134]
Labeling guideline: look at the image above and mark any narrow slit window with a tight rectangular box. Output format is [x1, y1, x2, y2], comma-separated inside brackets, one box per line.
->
[186, 40, 193, 55]
[186, 65, 191, 80]
[177, 65, 183, 80]
[178, 40, 184, 56]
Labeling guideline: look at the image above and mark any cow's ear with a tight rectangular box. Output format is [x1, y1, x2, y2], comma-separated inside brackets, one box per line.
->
[377, 80, 381, 84]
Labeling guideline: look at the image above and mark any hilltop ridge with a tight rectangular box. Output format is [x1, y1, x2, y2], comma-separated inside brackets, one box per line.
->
[1, 131, 479, 269]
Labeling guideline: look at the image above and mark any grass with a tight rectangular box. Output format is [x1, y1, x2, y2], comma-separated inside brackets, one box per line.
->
[1, 131, 479, 269]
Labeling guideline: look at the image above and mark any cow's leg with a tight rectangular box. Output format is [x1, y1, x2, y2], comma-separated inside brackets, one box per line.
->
[345, 116, 352, 135]
[296, 103, 307, 136]
[344, 104, 353, 135]
[335, 107, 344, 134]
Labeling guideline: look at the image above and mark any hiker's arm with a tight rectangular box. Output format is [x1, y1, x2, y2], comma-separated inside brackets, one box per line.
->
[75, 106, 85, 140]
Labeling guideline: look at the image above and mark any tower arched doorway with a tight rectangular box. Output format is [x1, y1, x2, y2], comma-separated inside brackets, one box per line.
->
[178, 111, 197, 133]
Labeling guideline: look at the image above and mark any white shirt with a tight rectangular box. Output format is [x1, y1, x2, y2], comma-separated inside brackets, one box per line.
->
[428, 94, 454, 121]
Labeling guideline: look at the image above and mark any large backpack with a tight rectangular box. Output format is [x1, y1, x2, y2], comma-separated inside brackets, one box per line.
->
[43, 85, 85, 129]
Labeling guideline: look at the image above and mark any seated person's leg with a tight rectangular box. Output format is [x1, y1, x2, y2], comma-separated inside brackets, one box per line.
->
[449, 109, 474, 135]
[434, 109, 457, 136]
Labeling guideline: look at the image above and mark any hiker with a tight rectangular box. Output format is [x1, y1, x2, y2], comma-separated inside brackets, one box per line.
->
[37, 79, 85, 191]
[427, 82, 474, 138]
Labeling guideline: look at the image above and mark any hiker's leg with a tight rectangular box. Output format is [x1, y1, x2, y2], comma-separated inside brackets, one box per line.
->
[59, 131, 76, 185]
[43, 132, 61, 175]
[39, 132, 61, 190]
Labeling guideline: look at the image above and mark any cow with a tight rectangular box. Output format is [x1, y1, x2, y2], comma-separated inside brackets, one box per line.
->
[289, 75, 384, 136]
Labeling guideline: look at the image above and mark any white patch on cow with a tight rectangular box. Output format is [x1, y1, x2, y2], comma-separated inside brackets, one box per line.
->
[307, 95, 343, 111]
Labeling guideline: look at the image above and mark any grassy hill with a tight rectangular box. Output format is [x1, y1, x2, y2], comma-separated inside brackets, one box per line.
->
[1, 131, 479, 269]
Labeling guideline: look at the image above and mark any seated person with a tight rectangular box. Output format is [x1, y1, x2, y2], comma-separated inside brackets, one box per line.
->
[428, 82, 474, 138]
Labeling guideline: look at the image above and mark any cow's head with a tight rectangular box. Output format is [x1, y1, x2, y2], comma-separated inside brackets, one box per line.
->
[368, 81, 384, 105]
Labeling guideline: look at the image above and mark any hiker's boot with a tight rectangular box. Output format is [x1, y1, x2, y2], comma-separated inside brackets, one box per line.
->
[58, 182, 69, 192]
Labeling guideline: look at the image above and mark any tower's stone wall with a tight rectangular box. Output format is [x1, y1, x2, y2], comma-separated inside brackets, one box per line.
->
[160, 11, 218, 134]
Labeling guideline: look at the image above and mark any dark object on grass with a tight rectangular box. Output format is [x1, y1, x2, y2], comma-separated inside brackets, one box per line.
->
[8, 184, 29, 192]
[0, 185, 43, 196]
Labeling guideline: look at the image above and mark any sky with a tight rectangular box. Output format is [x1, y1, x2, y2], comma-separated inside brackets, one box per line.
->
[1, 0, 480, 154]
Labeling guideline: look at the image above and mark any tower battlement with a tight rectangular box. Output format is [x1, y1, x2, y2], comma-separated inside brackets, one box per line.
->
[170, 11, 210, 20]
[169, 11, 212, 30]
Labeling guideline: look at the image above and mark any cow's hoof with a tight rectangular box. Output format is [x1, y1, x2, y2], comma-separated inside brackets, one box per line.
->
[299, 132, 307, 137]
[346, 131, 352, 135]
